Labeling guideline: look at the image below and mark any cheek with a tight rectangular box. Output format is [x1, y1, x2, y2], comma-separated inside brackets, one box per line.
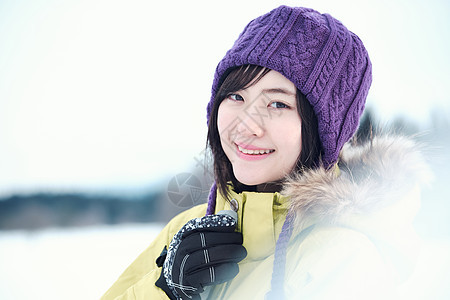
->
[289, 135, 303, 160]
[217, 103, 239, 161]
[217, 103, 233, 140]
[275, 117, 302, 162]
[285, 133, 302, 163]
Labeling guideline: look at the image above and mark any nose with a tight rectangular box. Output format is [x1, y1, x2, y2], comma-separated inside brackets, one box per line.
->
[235, 108, 264, 137]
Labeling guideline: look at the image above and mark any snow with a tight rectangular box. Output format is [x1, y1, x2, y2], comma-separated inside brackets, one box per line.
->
[0, 224, 449, 299]
[0, 224, 163, 300]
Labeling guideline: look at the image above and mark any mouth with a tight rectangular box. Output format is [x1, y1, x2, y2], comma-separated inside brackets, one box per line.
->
[236, 144, 275, 156]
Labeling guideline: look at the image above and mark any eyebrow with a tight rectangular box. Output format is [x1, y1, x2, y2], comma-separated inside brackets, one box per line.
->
[261, 88, 296, 96]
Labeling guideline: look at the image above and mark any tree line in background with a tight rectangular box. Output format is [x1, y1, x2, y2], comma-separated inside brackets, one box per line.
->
[0, 108, 449, 235]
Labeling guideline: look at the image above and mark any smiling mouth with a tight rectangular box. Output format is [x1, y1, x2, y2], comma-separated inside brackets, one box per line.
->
[237, 144, 275, 155]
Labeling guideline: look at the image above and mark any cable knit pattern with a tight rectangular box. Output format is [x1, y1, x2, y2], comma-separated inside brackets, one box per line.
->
[206, 182, 217, 215]
[206, 5, 372, 167]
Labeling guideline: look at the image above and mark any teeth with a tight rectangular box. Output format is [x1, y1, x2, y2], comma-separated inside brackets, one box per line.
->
[237, 145, 273, 155]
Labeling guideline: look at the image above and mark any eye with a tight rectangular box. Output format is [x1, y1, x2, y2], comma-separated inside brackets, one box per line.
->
[226, 93, 244, 101]
[269, 101, 290, 109]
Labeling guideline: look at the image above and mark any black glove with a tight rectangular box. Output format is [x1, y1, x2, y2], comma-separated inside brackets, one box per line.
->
[155, 213, 246, 300]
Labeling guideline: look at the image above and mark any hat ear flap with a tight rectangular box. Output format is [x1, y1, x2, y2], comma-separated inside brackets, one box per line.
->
[206, 181, 217, 215]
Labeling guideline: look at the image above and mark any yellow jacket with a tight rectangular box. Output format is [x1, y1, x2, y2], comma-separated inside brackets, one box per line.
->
[102, 136, 431, 300]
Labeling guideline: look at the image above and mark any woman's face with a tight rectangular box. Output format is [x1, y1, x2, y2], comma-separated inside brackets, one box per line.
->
[217, 69, 302, 186]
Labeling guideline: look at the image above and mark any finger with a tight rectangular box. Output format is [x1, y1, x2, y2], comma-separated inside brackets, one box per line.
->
[185, 263, 240, 287]
[181, 231, 243, 253]
[184, 244, 247, 274]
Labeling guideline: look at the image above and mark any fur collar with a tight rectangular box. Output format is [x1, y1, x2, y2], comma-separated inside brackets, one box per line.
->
[283, 135, 432, 229]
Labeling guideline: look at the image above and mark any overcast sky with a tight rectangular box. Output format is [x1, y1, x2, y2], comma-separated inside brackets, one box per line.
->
[1, 0, 449, 196]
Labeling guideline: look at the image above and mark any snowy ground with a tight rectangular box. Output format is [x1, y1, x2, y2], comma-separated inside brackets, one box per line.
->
[0, 224, 163, 300]
[1, 224, 449, 300]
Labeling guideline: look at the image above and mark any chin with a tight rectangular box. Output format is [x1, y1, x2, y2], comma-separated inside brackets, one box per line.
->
[234, 174, 259, 186]
[234, 173, 269, 187]
[237, 179, 263, 186]
[234, 168, 286, 188]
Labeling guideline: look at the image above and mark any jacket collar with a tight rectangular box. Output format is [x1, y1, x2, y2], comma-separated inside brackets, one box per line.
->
[215, 189, 289, 261]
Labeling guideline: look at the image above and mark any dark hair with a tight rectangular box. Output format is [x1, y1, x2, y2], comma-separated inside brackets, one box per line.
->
[207, 65, 322, 200]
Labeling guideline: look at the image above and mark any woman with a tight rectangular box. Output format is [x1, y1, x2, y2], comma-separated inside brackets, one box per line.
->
[102, 6, 430, 299]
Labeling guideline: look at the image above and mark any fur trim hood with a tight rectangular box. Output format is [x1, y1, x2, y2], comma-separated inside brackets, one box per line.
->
[282, 135, 432, 282]
[283, 135, 432, 227]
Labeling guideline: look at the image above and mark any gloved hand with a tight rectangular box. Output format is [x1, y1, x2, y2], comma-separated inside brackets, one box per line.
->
[155, 213, 246, 300]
